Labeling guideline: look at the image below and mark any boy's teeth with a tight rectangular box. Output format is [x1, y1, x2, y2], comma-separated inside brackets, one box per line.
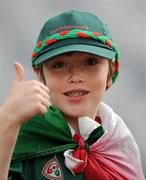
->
[66, 91, 87, 96]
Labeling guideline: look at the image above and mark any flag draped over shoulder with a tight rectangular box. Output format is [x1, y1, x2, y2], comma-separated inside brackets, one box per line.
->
[12, 103, 145, 180]
[12, 106, 77, 161]
[63, 102, 145, 180]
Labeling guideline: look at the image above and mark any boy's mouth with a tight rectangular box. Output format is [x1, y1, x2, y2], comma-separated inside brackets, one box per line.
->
[64, 90, 89, 97]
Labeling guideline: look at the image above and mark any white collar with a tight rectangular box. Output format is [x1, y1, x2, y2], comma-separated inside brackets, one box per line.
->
[68, 116, 101, 141]
[68, 101, 115, 140]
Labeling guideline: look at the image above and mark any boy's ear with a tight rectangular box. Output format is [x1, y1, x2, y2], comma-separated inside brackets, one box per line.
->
[106, 78, 112, 90]
[33, 66, 42, 81]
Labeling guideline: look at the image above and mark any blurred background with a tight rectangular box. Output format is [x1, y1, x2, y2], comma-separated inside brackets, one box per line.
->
[0, 0, 146, 176]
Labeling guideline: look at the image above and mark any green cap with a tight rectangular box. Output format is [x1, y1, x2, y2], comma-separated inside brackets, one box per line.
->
[31, 10, 120, 83]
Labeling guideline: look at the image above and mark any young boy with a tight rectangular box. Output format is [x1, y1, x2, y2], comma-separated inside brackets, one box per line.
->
[0, 10, 145, 180]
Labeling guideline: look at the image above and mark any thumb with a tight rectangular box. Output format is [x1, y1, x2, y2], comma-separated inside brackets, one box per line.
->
[14, 62, 25, 83]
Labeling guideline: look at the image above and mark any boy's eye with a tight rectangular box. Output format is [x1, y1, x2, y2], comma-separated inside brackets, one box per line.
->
[52, 62, 67, 68]
[84, 58, 98, 65]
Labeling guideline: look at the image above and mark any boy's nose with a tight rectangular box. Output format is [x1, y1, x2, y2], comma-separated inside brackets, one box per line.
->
[67, 66, 85, 83]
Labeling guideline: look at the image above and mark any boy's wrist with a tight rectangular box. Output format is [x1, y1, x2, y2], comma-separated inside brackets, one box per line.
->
[0, 104, 21, 133]
[0, 105, 21, 180]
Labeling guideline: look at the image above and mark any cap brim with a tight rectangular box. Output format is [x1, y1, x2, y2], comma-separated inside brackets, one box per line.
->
[33, 39, 116, 65]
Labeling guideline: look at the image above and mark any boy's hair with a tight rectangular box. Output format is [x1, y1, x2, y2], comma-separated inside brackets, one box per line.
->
[31, 10, 120, 83]
[108, 61, 114, 82]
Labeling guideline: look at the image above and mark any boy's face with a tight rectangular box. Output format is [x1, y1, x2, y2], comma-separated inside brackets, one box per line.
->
[37, 52, 112, 120]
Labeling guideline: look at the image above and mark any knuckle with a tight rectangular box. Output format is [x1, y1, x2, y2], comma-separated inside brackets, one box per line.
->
[35, 103, 42, 112]
[37, 106, 48, 115]
[42, 107, 48, 114]
[34, 86, 41, 94]
[31, 80, 42, 88]
[31, 80, 38, 85]
[35, 94, 41, 100]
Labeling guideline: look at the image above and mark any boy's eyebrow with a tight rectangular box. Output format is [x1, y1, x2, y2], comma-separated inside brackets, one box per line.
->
[87, 54, 106, 60]
[44, 56, 65, 65]
[45, 52, 107, 64]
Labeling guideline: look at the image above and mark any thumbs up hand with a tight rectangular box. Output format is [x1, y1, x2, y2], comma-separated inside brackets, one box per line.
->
[0, 62, 51, 178]
[13, 62, 25, 83]
[1, 62, 50, 127]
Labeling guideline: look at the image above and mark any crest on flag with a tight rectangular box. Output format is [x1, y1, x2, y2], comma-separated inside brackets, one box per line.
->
[42, 156, 64, 179]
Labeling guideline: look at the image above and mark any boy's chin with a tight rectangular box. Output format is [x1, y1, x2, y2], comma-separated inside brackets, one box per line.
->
[56, 104, 96, 119]
[63, 110, 92, 119]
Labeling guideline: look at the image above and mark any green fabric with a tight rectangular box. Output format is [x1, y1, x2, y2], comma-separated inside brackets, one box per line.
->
[12, 105, 105, 163]
[37, 10, 113, 42]
[10, 105, 105, 179]
[9, 162, 24, 179]
[12, 106, 77, 162]
[86, 126, 105, 146]
[9, 154, 85, 180]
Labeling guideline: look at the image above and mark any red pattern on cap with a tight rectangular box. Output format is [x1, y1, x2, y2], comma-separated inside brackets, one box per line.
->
[92, 32, 102, 36]
[105, 40, 112, 48]
[59, 30, 70, 36]
[32, 52, 38, 58]
[46, 39, 57, 45]
[76, 32, 90, 38]
[37, 41, 43, 48]
[114, 61, 120, 73]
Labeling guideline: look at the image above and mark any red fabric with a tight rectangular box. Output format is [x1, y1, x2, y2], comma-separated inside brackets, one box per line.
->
[92, 32, 102, 36]
[37, 41, 43, 48]
[72, 134, 87, 173]
[95, 116, 101, 124]
[32, 52, 38, 58]
[46, 39, 57, 45]
[59, 30, 70, 36]
[114, 62, 120, 73]
[76, 32, 90, 38]
[105, 40, 112, 48]
[72, 133, 128, 180]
